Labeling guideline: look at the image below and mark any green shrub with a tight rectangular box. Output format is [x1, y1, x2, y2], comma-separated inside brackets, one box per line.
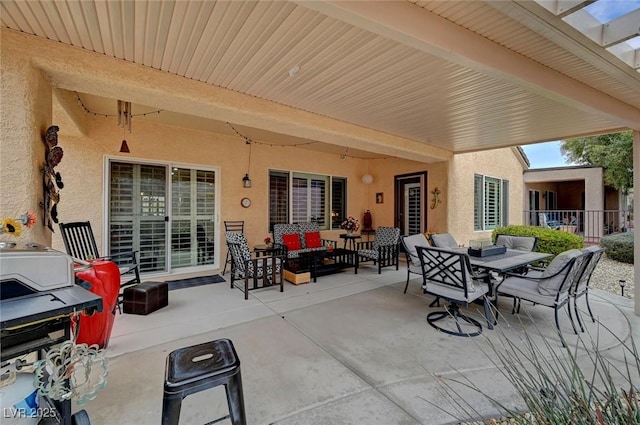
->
[601, 232, 634, 264]
[492, 225, 583, 259]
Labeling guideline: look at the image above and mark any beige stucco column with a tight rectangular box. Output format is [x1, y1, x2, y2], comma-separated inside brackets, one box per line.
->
[634, 130, 640, 316]
[0, 44, 53, 246]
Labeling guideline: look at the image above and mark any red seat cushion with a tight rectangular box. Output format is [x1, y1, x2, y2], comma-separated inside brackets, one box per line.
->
[305, 231, 322, 248]
[282, 233, 301, 250]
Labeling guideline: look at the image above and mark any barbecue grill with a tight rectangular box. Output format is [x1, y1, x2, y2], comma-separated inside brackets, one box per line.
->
[0, 241, 102, 425]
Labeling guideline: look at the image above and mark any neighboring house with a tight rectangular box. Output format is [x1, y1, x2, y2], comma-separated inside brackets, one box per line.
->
[524, 165, 631, 242]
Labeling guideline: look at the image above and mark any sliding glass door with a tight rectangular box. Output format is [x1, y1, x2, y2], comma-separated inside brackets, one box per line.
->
[108, 160, 218, 275]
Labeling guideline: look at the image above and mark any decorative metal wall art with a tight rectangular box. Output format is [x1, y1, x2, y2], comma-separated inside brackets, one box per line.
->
[41, 125, 64, 232]
[430, 187, 442, 209]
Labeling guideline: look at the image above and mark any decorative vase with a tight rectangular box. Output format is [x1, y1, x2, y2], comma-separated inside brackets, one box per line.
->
[347, 230, 353, 235]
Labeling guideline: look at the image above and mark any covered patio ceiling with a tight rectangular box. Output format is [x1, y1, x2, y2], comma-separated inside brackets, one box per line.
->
[2, 0, 639, 162]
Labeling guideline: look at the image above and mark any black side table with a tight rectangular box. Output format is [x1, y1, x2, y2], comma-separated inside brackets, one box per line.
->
[254, 244, 279, 257]
[361, 228, 375, 241]
[339, 234, 361, 250]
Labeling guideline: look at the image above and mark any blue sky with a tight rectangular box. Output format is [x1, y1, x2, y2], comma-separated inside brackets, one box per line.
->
[521, 141, 575, 169]
[585, 0, 640, 22]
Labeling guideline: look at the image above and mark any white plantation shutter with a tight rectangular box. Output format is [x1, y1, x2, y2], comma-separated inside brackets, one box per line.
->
[110, 161, 217, 274]
[269, 171, 344, 230]
[309, 177, 326, 227]
[269, 171, 289, 231]
[484, 177, 501, 229]
[474, 174, 509, 231]
[474, 175, 483, 231]
[407, 185, 421, 234]
[292, 177, 308, 224]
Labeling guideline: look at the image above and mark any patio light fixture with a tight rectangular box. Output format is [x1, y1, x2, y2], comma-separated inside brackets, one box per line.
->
[362, 174, 373, 185]
[243, 139, 252, 188]
[242, 173, 252, 188]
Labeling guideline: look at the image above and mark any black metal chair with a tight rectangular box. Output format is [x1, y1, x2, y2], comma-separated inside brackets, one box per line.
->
[223, 221, 245, 274]
[59, 221, 140, 312]
[225, 231, 285, 300]
[416, 246, 493, 337]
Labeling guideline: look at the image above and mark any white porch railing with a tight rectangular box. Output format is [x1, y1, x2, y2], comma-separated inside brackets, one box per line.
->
[522, 210, 634, 243]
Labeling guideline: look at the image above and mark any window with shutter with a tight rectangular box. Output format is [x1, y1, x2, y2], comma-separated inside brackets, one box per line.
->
[474, 174, 509, 231]
[269, 170, 346, 230]
[109, 160, 217, 274]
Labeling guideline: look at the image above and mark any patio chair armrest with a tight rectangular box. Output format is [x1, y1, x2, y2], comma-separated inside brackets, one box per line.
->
[356, 240, 374, 250]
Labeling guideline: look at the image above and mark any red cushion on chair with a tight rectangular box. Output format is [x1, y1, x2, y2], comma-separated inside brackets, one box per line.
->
[282, 233, 301, 250]
[305, 231, 322, 248]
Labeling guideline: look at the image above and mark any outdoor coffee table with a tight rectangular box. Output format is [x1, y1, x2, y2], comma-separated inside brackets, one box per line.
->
[292, 248, 358, 283]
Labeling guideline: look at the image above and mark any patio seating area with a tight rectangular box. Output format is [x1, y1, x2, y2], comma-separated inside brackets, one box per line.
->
[84, 262, 639, 425]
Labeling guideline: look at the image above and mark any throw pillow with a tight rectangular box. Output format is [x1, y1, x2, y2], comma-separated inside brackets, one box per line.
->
[282, 233, 301, 251]
[305, 231, 322, 248]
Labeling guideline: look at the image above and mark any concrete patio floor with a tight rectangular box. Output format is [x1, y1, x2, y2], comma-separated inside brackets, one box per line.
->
[81, 264, 640, 425]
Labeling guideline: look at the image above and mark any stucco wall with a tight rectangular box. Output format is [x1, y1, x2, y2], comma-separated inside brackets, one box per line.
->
[448, 147, 526, 245]
[524, 167, 603, 212]
[46, 110, 444, 262]
[0, 40, 53, 245]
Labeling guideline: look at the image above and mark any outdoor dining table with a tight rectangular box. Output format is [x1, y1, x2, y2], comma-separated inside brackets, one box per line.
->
[456, 248, 554, 323]
[465, 249, 553, 276]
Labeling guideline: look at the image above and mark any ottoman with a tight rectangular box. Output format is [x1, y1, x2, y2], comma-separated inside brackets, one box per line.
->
[123, 281, 169, 315]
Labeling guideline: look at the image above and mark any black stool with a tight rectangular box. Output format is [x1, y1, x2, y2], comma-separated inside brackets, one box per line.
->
[161, 339, 247, 425]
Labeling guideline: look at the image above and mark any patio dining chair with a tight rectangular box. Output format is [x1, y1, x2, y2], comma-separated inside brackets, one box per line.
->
[494, 234, 538, 252]
[416, 246, 493, 337]
[571, 245, 605, 332]
[494, 234, 539, 275]
[400, 233, 430, 294]
[495, 249, 591, 344]
[356, 227, 400, 274]
[429, 233, 459, 249]
[225, 231, 285, 300]
[59, 221, 140, 313]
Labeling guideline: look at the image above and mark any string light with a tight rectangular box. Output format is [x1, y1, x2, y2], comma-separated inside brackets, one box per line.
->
[225, 122, 391, 160]
[73, 97, 391, 161]
[75, 92, 163, 118]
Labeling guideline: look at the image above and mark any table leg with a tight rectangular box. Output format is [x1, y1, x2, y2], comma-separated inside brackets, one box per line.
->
[312, 255, 318, 283]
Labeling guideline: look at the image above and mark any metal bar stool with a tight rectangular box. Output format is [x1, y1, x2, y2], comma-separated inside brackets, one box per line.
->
[161, 338, 247, 425]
